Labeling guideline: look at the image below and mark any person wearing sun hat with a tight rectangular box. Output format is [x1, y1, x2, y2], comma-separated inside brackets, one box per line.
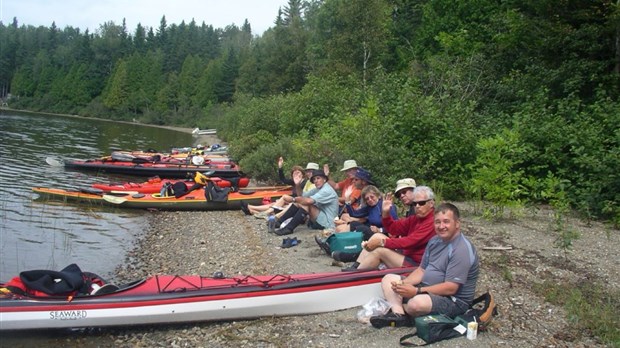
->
[274, 169, 339, 236]
[332, 167, 375, 232]
[302, 162, 319, 192]
[241, 157, 309, 217]
[324, 159, 363, 209]
[394, 178, 417, 217]
[259, 161, 319, 222]
[352, 167, 375, 186]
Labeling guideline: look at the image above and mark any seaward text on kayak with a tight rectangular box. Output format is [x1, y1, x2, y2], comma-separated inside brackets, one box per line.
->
[50, 310, 87, 320]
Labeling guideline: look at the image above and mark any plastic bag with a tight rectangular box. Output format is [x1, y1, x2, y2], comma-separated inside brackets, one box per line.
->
[356, 297, 391, 324]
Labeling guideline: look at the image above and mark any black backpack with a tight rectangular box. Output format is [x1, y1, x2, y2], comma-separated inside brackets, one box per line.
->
[205, 181, 230, 202]
[171, 181, 189, 198]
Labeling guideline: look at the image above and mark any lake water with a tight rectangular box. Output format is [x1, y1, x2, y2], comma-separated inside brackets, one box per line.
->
[0, 111, 194, 281]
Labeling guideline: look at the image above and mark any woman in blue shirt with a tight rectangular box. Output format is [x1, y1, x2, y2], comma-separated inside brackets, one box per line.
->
[337, 185, 398, 239]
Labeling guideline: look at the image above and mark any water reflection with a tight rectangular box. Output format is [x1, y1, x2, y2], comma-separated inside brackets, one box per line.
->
[0, 111, 193, 280]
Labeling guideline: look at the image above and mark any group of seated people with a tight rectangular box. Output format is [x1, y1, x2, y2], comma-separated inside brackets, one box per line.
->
[240, 157, 480, 327]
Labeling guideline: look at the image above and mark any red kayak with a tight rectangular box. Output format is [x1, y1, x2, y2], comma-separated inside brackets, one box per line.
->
[0, 267, 414, 330]
[92, 176, 250, 194]
[61, 159, 244, 178]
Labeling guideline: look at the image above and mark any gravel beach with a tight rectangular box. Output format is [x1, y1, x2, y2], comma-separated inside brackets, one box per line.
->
[4, 204, 618, 347]
[3, 132, 618, 347]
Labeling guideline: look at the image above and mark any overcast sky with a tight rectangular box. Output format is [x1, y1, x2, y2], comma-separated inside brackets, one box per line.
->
[0, 0, 289, 35]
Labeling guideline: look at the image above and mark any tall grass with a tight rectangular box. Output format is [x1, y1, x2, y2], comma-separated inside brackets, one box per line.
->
[534, 281, 620, 347]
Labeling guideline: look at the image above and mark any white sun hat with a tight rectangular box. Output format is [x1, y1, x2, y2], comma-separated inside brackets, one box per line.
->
[394, 178, 417, 194]
[340, 159, 358, 171]
[305, 162, 319, 170]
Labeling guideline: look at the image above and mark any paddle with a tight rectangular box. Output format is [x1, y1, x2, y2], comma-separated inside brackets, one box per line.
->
[102, 195, 127, 204]
[79, 187, 139, 196]
[45, 156, 64, 167]
[103, 192, 145, 204]
[240, 185, 292, 192]
[110, 190, 140, 195]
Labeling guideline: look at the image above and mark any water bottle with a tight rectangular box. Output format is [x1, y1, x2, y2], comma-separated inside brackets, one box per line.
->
[267, 215, 276, 233]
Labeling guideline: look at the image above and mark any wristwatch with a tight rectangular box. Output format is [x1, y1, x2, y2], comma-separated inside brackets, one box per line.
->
[416, 284, 424, 294]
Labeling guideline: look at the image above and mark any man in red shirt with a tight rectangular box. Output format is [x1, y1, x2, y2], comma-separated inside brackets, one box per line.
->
[342, 185, 436, 271]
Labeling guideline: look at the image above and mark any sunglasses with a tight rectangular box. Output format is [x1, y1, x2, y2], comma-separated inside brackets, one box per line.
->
[395, 189, 412, 199]
[413, 199, 432, 206]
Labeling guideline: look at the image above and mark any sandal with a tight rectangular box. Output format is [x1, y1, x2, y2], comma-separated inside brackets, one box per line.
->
[281, 237, 292, 248]
[282, 237, 301, 248]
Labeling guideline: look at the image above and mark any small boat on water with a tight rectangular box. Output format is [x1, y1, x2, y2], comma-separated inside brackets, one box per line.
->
[0, 268, 414, 331]
[32, 185, 290, 211]
[170, 144, 228, 156]
[192, 127, 217, 135]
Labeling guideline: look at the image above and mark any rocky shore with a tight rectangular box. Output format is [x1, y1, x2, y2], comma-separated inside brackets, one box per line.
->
[5, 203, 617, 347]
[4, 131, 617, 347]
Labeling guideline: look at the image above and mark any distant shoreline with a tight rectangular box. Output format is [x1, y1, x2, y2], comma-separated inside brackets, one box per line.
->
[0, 107, 195, 134]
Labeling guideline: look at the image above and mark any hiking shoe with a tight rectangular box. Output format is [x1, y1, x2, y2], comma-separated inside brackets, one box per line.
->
[314, 235, 331, 255]
[275, 227, 294, 236]
[370, 312, 411, 328]
[240, 201, 251, 215]
[332, 251, 360, 263]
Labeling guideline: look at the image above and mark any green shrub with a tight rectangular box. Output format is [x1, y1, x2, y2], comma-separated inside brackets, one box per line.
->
[540, 172, 580, 258]
[467, 129, 526, 219]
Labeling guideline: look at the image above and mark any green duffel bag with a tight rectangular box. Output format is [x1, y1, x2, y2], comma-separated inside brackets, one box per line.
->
[400, 314, 464, 346]
[327, 231, 363, 254]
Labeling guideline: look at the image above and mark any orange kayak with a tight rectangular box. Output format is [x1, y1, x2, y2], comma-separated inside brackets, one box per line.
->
[33, 186, 290, 211]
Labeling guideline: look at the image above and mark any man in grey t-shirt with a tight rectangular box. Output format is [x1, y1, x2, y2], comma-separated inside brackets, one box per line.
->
[370, 203, 479, 328]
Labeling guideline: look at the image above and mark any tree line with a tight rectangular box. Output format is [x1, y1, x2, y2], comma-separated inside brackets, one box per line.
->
[1, 0, 618, 225]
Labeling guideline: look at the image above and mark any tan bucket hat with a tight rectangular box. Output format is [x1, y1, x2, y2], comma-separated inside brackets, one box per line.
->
[340, 159, 358, 171]
[394, 178, 417, 194]
[305, 162, 319, 170]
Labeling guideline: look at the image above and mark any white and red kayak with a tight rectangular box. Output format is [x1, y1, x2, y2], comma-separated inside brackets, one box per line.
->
[0, 268, 413, 330]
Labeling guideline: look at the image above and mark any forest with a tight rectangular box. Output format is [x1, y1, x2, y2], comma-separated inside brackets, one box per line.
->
[1, 0, 618, 225]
